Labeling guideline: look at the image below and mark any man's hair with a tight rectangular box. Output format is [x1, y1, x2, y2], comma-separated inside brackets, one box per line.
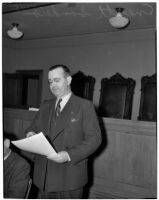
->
[3, 132, 17, 141]
[49, 64, 71, 77]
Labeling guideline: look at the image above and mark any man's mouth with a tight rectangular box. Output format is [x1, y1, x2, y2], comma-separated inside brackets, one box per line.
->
[52, 89, 58, 92]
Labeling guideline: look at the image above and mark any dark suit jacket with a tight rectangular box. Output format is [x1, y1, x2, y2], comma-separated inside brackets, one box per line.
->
[26, 94, 101, 192]
[4, 151, 30, 198]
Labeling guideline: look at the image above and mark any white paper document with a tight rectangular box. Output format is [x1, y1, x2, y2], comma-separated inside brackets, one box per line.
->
[11, 132, 57, 157]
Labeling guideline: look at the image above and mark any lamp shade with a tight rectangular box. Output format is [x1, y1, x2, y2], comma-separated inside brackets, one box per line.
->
[109, 8, 129, 29]
[7, 23, 23, 39]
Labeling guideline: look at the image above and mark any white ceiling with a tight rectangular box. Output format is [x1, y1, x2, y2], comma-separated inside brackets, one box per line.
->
[2, 2, 156, 40]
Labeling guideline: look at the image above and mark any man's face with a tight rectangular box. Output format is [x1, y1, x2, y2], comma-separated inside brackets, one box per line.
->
[48, 67, 71, 98]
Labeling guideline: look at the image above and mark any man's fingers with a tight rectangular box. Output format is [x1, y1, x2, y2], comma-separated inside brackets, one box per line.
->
[26, 132, 36, 138]
[47, 154, 63, 162]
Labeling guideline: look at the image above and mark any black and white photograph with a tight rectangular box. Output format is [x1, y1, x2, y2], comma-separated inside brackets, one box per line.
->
[2, 1, 157, 199]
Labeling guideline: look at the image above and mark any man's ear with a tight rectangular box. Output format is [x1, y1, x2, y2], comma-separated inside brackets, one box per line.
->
[67, 76, 72, 85]
[4, 139, 10, 149]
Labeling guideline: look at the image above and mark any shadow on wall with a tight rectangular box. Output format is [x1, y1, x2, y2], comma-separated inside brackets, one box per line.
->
[83, 117, 108, 198]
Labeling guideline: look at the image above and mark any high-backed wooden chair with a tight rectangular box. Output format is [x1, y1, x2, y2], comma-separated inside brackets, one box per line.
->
[138, 73, 156, 122]
[98, 73, 136, 119]
[71, 71, 95, 101]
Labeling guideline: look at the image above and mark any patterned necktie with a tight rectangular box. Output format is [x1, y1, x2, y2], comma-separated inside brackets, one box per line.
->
[55, 99, 62, 118]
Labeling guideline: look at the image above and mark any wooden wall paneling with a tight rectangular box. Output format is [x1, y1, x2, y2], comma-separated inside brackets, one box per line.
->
[3, 116, 22, 139]
[89, 118, 156, 199]
[21, 120, 33, 138]
[114, 133, 155, 188]
[3, 108, 36, 139]
[152, 143, 157, 189]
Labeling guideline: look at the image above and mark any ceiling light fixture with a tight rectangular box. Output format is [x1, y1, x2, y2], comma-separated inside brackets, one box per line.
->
[109, 8, 129, 29]
[7, 23, 23, 39]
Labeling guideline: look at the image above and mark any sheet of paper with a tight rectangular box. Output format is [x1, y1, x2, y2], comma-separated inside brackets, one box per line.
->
[11, 132, 57, 157]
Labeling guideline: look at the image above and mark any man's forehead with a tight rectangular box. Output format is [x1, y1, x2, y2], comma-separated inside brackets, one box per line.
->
[48, 68, 65, 78]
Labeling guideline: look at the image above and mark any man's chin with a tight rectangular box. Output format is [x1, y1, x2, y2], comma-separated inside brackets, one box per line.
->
[52, 92, 61, 97]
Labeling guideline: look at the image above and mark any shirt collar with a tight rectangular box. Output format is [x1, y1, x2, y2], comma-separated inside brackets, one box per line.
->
[56, 92, 72, 110]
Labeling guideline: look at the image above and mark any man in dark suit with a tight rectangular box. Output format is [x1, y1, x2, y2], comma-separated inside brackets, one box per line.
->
[26, 64, 101, 199]
[3, 133, 30, 198]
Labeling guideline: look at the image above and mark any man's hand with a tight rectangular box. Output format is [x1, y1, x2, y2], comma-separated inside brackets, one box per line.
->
[26, 131, 36, 138]
[47, 151, 70, 163]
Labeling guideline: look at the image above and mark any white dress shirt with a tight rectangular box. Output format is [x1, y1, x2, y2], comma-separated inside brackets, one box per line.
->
[55, 92, 72, 112]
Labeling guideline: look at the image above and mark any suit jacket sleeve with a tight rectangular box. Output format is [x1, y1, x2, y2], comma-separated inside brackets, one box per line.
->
[5, 159, 30, 198]
[67, 101, 102, 165]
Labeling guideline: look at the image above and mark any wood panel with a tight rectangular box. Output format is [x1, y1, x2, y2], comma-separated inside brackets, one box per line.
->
[89, 118, 156, 199]
[3, 108, 36, 139]
[3, 116, 21, 139]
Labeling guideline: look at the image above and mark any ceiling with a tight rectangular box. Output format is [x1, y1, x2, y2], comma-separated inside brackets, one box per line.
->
[2, 2, 156, 40]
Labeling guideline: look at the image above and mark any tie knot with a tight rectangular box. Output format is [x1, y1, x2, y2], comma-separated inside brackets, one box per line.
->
[56, 98, 62, 108]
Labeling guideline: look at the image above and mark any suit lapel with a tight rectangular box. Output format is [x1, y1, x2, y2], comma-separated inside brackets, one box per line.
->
[52, 94, 74, 141]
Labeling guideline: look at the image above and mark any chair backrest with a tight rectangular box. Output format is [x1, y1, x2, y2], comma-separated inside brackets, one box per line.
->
[98, 73, 136, 119]
[25, 178, 32, 199]
[138, 73, 156, 121]
[71, 71, 96, 101]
